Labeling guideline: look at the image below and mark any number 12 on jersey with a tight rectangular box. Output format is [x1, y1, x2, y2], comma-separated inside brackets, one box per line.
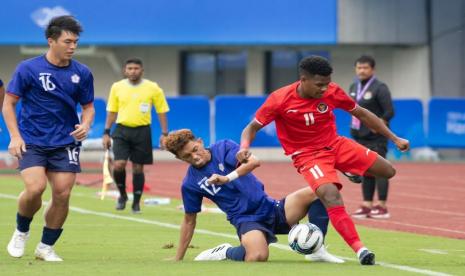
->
[303, 113, 315, 126]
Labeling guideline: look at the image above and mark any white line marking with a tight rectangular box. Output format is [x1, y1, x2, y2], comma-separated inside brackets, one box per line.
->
[0, 193, 452, 276]
[353, 217, 465, 235]
[418, 249, 448, 255]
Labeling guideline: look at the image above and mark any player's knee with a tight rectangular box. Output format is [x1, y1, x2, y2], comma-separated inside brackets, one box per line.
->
[113, 162, 126, 171]
[52, 189, 72, 203]
[245, 250, 268, 262]
[25, 183, 46, 197]
[132, 165, 144, 174]
[386, 166, 396, 178]
[317, 186, 342, 207]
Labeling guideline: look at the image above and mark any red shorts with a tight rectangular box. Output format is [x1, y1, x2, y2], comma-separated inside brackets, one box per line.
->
[292, 137, 378, 192]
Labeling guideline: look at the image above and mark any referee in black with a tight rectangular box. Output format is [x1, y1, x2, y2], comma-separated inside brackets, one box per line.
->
[103, 58, 169, 213]
[349, 55, 394, 219]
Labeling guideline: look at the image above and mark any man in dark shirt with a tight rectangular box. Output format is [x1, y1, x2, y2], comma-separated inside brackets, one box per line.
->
[348, 55, 394, 219]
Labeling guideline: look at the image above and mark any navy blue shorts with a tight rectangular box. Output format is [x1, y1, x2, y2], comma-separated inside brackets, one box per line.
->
[18, 145, 81, 173]
[236, 198, 291, 244]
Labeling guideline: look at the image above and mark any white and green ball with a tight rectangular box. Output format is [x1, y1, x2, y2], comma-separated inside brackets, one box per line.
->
[288, 223, 324, 255]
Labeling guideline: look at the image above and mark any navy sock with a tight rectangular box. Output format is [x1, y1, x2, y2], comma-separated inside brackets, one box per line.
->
[16, 213, 33, 233]
[308, 199, 329, 236]
[226, 246, 246, 261]
[41, 227, 63, 246]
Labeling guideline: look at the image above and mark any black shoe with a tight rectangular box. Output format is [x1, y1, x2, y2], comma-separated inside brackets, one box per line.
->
[132, 203, 141, 214]
[359, 249, 375, 265]
[343, 172, 363, 184]
[115, 196, 127, 210]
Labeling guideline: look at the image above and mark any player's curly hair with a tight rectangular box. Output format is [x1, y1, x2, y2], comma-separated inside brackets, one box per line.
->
[164, 129, 196, 156]
[298, 56, 333, 77]
[45, 15, 83, 40]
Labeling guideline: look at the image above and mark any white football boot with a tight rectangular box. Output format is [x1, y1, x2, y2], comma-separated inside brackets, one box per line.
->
[7, 229, 29, 258]
[305, 246, 345, 263]
[34, 242, 63, 262]
[194, 243, 232, 261]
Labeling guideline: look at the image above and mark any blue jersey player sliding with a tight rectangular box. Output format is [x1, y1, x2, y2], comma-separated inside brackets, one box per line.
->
[3, 16, 94, 262]
[164, 129, 343, 263]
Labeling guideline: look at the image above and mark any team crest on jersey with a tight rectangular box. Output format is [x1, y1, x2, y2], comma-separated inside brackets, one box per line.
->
[71, 74, 80, 84]
[363, 91, 373, 100]
[317, 102, 328, 113]
[218, 163, 225, 172]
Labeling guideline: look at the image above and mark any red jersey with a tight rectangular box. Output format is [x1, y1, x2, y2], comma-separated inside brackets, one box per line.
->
[255, 81, 356, 155]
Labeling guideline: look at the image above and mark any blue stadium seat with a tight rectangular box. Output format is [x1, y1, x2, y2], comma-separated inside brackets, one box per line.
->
[0, 100, 22, 150]
[428, 98, 465, 148]
[76, 97, 107, 139]
[334, 99, 426, 160]
[388, 99, 426, 159]
[151, 96, 210, 148]
[214, 96, 281, 147]
[334, 108, 351, 138]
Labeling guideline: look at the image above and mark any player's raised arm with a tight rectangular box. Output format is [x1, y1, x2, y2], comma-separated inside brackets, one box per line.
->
[208, 154, 261, 185]
[175, 213, 197, 261]
[351, 105, 409, 152]
[237, 120, 263, 163]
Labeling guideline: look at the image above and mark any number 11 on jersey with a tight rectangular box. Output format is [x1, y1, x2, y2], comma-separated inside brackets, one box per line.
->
[304, 113, 315, 126]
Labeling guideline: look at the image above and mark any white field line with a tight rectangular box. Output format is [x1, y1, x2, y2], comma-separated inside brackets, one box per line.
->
[0, 193, 453, 276]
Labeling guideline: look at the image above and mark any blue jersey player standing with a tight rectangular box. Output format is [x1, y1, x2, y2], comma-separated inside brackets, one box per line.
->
[3, 16, 95, 262]
[164, 129, 343, 263]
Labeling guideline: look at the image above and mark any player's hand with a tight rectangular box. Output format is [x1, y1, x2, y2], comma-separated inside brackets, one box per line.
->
[70, 124, 90, 141]
[236, 148, 251, 164]
[102, 134, 111, 149]
[159, 135, 166, 150]
[394, 137, 410, 152]
[8, 136, 26, 159]
[207, 174, 229, 185]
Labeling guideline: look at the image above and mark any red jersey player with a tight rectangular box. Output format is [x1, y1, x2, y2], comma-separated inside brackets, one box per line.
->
[237, 56, 409, 265]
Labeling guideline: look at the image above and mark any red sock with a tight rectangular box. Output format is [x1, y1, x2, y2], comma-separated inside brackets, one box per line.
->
[327, 205, 364, 253]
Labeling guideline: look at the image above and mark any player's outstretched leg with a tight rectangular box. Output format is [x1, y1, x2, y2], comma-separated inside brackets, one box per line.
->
[284, 189, 344, 263]
[316, 183, 375, 265]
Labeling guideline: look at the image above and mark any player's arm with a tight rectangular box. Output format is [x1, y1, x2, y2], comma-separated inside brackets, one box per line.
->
[153, 86, 170, 149]
[175, 213, 197, 261]
[102, 111, 117, 149]
[237, 120, 264, 163]
[157, 112, 168, 149]
[351, 106, 409, 151]
[207, 154, 261, 185]
[2, 94, 26, 158]
[71, 102, 95, 141]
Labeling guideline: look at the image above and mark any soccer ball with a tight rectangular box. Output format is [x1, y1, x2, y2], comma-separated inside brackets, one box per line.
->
[288, 223, 324, 255]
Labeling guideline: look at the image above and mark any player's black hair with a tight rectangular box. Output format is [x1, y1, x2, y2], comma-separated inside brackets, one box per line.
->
[298, 56, 333, 77]
[125, 58, 144, 67]
[45, 15, 83, 40]
[355, 55, 376, 68]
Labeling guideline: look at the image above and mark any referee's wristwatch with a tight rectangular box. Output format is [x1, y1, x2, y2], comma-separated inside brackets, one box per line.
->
[104, 128, 111, 135]
[162, 132, 169, 136]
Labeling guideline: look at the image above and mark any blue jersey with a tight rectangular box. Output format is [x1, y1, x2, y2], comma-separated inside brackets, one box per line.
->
[7, 55, 94, 147]
[181, 139, 276, 227]
[0, 78, 3, 87]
